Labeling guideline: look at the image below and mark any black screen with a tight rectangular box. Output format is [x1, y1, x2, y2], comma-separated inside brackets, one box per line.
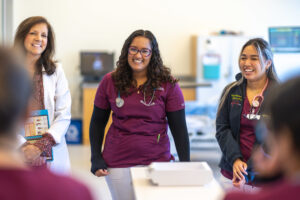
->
[80, 52, 114, 78]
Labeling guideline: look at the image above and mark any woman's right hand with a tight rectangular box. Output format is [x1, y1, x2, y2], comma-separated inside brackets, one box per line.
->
[95, 169, 109, 177]
[233, 158, 248, 180]
[232, 173, 246, 188]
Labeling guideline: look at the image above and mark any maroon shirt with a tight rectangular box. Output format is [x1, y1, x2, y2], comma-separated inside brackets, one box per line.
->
[239, 96, 257, 162]
[0, 167, 93, 200]
[224, 179, 300, 200]
[94, 73, 185, 168]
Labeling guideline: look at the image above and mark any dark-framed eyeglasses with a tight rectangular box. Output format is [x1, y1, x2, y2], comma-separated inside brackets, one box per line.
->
[128, 46, 152, 57]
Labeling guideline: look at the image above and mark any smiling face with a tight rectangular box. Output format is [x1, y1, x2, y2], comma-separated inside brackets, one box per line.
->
[127, 36, 152, 76]
[239, 45, 271, 82]
[24, 23, 48, 58]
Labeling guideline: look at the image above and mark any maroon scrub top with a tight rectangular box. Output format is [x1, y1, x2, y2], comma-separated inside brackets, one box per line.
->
[94, 73, 185, 168]
[239, 96, 257, 162]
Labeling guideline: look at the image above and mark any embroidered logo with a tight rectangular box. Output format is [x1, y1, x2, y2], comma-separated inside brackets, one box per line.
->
[231, 94, 242, 106]
[231, 94, 242, 101]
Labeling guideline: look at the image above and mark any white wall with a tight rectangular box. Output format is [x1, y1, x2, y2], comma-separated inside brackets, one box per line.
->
[12, 0, 300, 117]
[0, 1, 2, 43]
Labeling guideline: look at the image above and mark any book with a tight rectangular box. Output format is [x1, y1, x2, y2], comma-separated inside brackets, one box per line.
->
[24, 110, 53, 161]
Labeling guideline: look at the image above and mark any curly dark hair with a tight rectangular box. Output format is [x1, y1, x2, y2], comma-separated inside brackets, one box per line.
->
[14, 16, 56, 75]
[111, 29, 177, 97]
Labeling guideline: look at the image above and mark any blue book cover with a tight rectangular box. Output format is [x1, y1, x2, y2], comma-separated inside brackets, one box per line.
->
[24, 109, 53, 161]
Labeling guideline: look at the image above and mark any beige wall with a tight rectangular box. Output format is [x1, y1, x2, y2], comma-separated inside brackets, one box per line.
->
[12, 0, 300, 117]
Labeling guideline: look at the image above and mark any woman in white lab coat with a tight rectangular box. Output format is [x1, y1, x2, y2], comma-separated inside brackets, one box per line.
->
[14, 16, 71, 174]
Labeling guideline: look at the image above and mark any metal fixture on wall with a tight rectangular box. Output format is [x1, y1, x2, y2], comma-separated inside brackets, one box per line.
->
[1, 0, 13, 45]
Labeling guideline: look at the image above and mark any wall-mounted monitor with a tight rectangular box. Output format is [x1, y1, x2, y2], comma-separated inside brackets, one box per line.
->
[80, 51, 114, 82]
[269, 27, 300, 53]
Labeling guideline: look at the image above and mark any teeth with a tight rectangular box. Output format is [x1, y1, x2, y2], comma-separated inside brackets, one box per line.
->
[245, 69, 253, 72]
[134, 59, 142, 63]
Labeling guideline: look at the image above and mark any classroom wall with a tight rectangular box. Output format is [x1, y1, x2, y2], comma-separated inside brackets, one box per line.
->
[0, 1, 2, 43]
[12, 0, 300, 117]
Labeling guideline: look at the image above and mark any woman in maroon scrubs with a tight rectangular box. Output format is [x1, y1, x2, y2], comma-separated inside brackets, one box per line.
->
[90, 30, 190, 200]
[216, 38, 278, 189]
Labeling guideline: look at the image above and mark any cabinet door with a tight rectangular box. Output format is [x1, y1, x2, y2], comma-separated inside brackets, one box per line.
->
[83, 87, 112, 145]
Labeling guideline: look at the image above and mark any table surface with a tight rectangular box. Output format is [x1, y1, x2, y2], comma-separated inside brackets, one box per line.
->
[130, 166, 224, 200]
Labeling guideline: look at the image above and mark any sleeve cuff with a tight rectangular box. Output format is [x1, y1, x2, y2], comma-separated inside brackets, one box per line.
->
[91, 156, 107, 174]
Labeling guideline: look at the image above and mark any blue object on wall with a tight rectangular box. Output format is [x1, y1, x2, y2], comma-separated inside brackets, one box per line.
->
[203, 64, 220, 79]
[202, 52, 221, 80]
[66, 119, 82, 144]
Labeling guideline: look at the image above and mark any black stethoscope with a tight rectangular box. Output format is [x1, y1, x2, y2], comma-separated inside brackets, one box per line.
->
[116, 89, 156, 108]
[245, 79, 269, 120]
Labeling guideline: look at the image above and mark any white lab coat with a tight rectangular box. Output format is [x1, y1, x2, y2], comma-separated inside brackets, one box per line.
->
[43, 63, 71, 175]
[19, 64, 72, 174]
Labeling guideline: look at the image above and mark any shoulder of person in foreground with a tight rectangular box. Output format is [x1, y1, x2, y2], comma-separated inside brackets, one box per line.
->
[33, 167, 94, 200]
[224, 179, 300, 200]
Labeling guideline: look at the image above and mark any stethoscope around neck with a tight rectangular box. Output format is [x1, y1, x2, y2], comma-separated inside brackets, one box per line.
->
[115, 89, 156, 108]
[244, 78, 269, 120]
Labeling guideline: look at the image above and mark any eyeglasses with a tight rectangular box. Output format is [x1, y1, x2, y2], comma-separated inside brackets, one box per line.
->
[128, 46, 152, 57]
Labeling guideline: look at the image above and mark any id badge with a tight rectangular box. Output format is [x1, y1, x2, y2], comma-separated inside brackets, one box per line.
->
[246, 113, 261, 120]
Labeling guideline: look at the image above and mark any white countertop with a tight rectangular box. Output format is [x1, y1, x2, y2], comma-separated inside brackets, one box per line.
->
[130, 166, 224, 200]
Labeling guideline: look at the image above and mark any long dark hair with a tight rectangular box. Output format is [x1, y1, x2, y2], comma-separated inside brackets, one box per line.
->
[111, 29, 177, 97]
[217, 38, 279, 116]
[14, 16, 56, 75]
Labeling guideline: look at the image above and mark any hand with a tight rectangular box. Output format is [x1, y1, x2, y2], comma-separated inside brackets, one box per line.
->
[22, 144, 42, 164]
[95, 169, 109, 177]
[233, 158, 248, 181]
[232, 173, 246, 188]
[30, 156, 47, 166]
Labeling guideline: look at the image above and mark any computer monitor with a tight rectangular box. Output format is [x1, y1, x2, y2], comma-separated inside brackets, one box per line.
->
[269, 27, 300, 53]
[80, 51, 114, 82]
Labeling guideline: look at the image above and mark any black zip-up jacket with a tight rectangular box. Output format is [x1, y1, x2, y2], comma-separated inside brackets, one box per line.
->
[216, 73, 278, 182]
